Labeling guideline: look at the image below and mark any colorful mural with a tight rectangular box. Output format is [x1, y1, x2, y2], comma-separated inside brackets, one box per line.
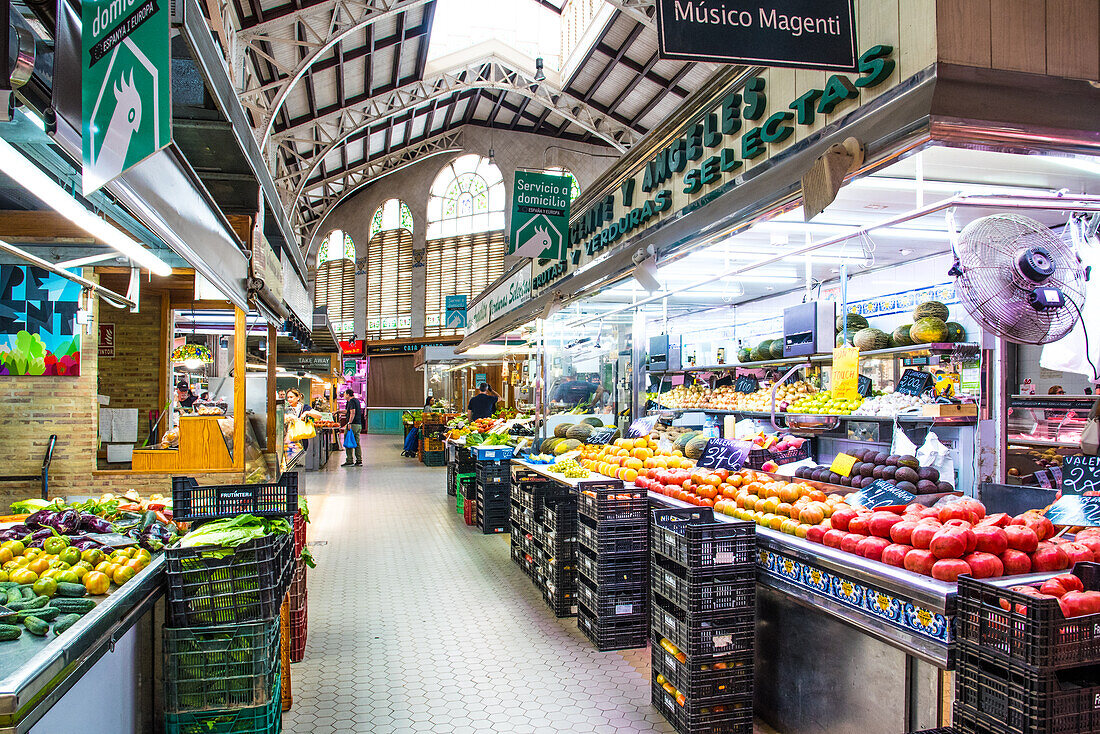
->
[0, 266, 83, 376]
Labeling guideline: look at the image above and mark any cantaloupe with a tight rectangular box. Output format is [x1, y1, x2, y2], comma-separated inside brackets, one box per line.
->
[910, 317, 949, 343]
[554, 423, 573, 438]
[566, 423, 594, 440]
[836, 312, 869, 333]
[913, 300, 949, 321]
[891, 324, 914, 347]
[945, 322, 967, 342]
[853, 328, 891, 351]
[685, 436, 709, 460]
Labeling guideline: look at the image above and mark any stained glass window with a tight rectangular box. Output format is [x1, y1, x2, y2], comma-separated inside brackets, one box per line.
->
[427, 154, 505, 240]
[315, 229, 356, 334]
[545, 167, 581, 202]
[317, 229, 355, 266]
[369, 199, 414, 239]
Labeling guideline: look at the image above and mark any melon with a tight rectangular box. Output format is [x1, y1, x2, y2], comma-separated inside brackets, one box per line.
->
[891, 324, 914, 347]
[769, 339, 785, 359]
[673, 432, 699, 452]
[910, 317, 949, 343]
[541, 437, 563, 454]
[945, 322, 967, 342]
[555, 439, 582, 454]
[836, 333, 852, 347]
[753, 340, 774, 362]
[581, 417, 604, 427]
[913, 300, 949, 322]
[737, 347, 752, 363]
[853, 328, 891, 351]
[566, 423, 594, 441]
[685, 436, 709, 460]
[554, 423, 573, 438]
[836, 312, 869, 333]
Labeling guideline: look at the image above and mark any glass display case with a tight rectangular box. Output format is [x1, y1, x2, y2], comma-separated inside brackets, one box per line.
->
[540, 310, 632, 430]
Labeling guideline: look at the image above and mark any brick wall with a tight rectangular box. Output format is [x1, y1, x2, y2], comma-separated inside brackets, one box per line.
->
[91, 470, 247, 496]
[97, 290, 162, 448]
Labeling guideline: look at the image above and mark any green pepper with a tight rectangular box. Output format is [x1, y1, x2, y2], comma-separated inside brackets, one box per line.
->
[42, 536, 69, 555]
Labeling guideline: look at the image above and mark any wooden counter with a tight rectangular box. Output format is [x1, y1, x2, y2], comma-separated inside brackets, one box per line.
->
[131, 415, 236, 472]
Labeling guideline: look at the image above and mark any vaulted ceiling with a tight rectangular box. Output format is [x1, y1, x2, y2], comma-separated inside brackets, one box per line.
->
[227, 0, 718, 244]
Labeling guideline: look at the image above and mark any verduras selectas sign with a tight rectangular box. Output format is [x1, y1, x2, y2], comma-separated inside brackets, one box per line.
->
[466, 268, 533, 335]
[656, 0, 858, 71]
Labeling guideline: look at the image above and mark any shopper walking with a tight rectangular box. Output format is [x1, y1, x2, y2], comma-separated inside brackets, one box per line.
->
[341, 388, 364, 466]
[467, 383, 499, 420]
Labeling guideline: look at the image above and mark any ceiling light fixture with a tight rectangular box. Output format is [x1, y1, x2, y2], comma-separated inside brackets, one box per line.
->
[0, 138, 171, 276]
[534, 57, 546, 82]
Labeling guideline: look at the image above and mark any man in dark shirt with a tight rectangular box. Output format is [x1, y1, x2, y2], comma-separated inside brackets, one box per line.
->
[550, 374, 604, 408]
[467, 383, 499, 420]
[341, 388, 364, 466]
[176, 380, 198, 408]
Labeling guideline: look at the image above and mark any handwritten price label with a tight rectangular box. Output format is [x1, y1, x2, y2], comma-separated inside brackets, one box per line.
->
[1045, 495, 1100, 527]
[897, 369, 934, 397]
[586, 427, 617, 445]
[1061, 456, 1100, 496]
[627, 415, 658, 439]
[697, 438, 752, 471]
[735, 374, 759, 394]
[851, 479, 915, 510]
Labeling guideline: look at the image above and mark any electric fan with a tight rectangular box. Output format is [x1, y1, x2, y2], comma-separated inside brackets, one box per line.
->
[949, 213, 1086, 345]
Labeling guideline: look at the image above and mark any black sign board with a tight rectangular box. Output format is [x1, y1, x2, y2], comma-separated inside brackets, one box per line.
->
[627, 415, 659, 439]
[586, 427, 618, 446]
[1061, 456, 1100, 496]
[655, 0, 858, 72]
[851, 479, 915, 510]
[896, 369, 934, 397]
[857, 374, 874, 398]
[1045, 495, 1100, 527]
[735, 375, 759, 394]
[697, 438, 753, 472]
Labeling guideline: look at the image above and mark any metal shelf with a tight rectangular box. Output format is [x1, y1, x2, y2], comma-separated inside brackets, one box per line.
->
[647, 407, 975, 427]
[1007, 436, 1081, 449]
[648, 343, 977, 374]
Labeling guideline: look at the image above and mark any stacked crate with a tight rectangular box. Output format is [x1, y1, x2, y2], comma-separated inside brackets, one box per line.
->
[288, 511, 307, 663]
[574, 480, 649, 650]
[421, 414, 447, 466]
[474, 447, 512, 534]
[509, 466, 578, 617]
[450, 445, 477, 509]
[954, 564, 1100, 734]
[164, 476, 297, 734]
[650, 507, 756, 734]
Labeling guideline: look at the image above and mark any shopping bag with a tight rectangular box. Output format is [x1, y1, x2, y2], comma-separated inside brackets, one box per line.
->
[343, 427, 360, 449]
[287, 418, 317, 441]
[917, 431, 955, 487]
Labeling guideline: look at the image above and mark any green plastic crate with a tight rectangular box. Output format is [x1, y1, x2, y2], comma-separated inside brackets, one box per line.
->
[166, 668, 281, 734]
[164, 618, 280, 714]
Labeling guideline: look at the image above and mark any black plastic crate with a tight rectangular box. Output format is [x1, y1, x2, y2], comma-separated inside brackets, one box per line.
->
[651, 679, 753, 734]
[652, 508, 755, 575]
[744, 442, 810, 469]
[423, 450, 446, 467]
[172, 474, 298, 523]
[652, 632, 754, 700]
[575, 544, 647, 589]
[576, 575, 646, 619]
[957, 563, 1100, 671]
[476, 460, 511, 485]
[955, 643, 1100, 734]
[906, 730, 957, 734]
[541, 583, 578, 618]
[456, 445, 474, 464]
[513, 483, 539, 511]
[651, 593, 755, 660]
[166, 533, 293, 627]
[576, 602, 648, 651]
[446, 464, 457, 496]
[479, 515, 509, 534]
[652, 556, 755, 615]
[543, 499, 578, 535]
[577, 481, 647, 523]
[577, 515, 647, 556]
[164, 618, 280, 713]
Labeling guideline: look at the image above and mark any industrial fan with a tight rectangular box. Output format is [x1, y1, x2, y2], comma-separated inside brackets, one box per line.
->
[949, 213, 1087, 345]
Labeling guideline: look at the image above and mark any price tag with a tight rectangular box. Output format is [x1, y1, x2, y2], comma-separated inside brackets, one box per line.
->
[1061, 456, 1100, 496]
[615, 604, 634, 615]
[626, 415, 659, 438]
[586, 427, 617, 445]
[697, 438, 753, 471]
[897, 369, 934, 397]
[830, 453, 858, 477]
[735, 374, 759, 394]
[1045, 495, 1100, 527]
[858, 374, 874, 398]
[851, 479, 915, 510]
[832, 346, 860, 400]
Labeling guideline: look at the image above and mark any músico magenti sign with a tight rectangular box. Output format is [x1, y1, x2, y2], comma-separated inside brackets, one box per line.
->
[656, 0, 857, 72]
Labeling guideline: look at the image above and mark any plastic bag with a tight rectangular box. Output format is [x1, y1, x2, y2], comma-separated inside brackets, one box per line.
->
[287, 419, 317, 442]
[891, 421, 919, 457]
[1041, 219, 1100, 383]
[343, 427, 359, 449]
[917, 431, 955, 488]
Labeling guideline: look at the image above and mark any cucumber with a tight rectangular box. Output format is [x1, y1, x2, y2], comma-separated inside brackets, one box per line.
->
[0, 624, 21, 641]
[23, 616, 48, 636]
[7, 595, 49, 612]
[20, 586, 35, 600]
[55, 583, 87, 598]
[53, 614, 81, 635]
[14, 607, 59, 623]
[51, 598, 96, 615]
[5, 589, 21, 606]
[0, 581, 18, 590]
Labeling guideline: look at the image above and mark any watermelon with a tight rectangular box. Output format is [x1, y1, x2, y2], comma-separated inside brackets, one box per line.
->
[836, 312, 869, 333]
[891, 324, 914, 347]
[737, 347, 752, 363]
[769, 339, 785, 359]
[910, 317, 949, 343]
[913, 300, 949, 321]
[853, 328, 891, 350]
[753, 340, 774, 362]
[945, 322, 967, 342]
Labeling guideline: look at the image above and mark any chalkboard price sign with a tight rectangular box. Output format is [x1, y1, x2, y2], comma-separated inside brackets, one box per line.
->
[851, 479, 915, 510]
[896, 369, 934, 397]
[1061, 455, 1100, 496]
[626, 415, 659, 439]
[1045, 495, 1100, 527]
[857, 374, 874, 398]
[735, 375, 759, 394]
[586, 427, 618, 446]
[697, 438, 753, 472]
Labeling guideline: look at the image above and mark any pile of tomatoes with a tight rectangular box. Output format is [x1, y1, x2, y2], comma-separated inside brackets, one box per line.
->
[1, 539, 152, 597]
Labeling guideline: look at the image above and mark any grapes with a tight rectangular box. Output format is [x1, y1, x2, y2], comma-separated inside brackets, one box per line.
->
[549, 459, 590, 478]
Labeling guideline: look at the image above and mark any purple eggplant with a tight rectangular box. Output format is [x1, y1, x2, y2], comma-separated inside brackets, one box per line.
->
[70, 538, 106, 551]
[79, 514, 114, 534]
[24, 510, 56, 529]
[145, 523, 174, 542]
[0, 525, 28, 542]
[139, 535, 165, 552]
[51, 509, 81, 534]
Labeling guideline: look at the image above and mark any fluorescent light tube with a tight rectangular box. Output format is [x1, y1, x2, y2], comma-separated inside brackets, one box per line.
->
[0, 138, 171, 276]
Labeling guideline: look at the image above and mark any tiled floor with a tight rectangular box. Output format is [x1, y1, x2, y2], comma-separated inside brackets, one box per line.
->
[284, 435, 777, 734]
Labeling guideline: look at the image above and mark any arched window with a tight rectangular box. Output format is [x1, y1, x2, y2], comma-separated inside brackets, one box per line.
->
[315, 230, 356, 334]
[366, 200, 414, 339]
[425, 155, 506, 337]
[545, 166, 581, 202]
[426, 154, 505, 239]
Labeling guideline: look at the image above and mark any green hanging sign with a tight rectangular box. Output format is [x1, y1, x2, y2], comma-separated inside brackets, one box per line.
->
[81, 0, 172, 195]
[508, 170, 571, 260]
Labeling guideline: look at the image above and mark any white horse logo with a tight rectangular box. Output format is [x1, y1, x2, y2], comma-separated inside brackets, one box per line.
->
[94, 70, 142, 184]
[521, 225, 553, 257]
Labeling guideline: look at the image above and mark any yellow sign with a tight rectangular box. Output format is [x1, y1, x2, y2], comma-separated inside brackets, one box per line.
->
[830, 453, 858, 477]
[832, 346, 860, 400]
